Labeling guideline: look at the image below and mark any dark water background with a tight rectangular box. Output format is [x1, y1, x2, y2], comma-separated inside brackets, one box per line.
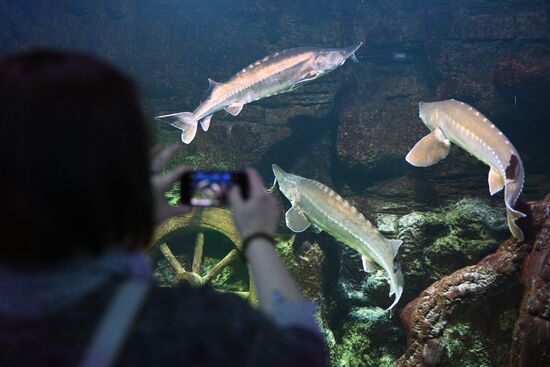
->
[2, 1, 550, 366]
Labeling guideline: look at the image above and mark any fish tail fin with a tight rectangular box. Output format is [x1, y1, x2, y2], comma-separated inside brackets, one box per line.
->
[386, 262, 404, 311]
[155, 112, 198, 144]
[387, 239, 403, 258]
[507, 206, 526, 241]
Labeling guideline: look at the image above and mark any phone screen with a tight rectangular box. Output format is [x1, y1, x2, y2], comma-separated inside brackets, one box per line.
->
[180, 171, 248, 206]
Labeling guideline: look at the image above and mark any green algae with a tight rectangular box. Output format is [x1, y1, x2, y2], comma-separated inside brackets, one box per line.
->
[333, 319, 398, 367]
[499, 307, 517, 333]
[444, 323, 492, 367]
[398, 197, 508, 284]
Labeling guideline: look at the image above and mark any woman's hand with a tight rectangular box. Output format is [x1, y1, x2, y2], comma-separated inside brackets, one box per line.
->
[149, 143, 191, 224]
[229, 169, 305, 312]
[228, 168, 279, 240]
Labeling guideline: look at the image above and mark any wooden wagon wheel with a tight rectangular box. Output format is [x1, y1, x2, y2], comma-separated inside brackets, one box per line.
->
[149, 207, 256, 303]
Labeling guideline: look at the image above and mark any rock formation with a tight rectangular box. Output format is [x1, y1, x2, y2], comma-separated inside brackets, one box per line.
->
[509, 196, 550, 367]
[397, 195, 550, 366]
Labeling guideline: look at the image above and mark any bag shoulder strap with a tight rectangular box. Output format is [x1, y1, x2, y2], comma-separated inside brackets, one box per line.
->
[80, 279, 151, 367]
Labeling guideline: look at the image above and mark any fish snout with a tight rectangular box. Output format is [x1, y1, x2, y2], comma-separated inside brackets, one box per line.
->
[272, 164, 286, 179]
[418, 101, 427, 118]
[343, 42, 363, 62]
[346, 42, 363, 55]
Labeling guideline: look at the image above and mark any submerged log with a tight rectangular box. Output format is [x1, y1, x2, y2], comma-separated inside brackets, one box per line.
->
[396, 194, 550, 366]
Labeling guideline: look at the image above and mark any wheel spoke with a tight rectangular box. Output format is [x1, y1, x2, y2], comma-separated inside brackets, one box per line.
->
[203, 249, 240, 284]
[159, 242, 198, 284]
[153, 208, 256, 303]
[192, 232, 204, 274]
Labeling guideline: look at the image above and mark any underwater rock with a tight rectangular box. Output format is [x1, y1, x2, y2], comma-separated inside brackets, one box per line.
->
[276, 237, 327, 303]
[335, 72, 428, 176]
[158, 122, 292, 170]
[509, 194, 550, 367]
[396, 194, 550, 366]
[331, 307, 401, 367]
[397, 197, 508, 296]
[397, 238, 530, 366]
[493, 56, 550, 88]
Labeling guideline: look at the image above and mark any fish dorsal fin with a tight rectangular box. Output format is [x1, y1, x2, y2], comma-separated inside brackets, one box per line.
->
[405, 127, 451, 167]
[224, 103, 244, 116]
[488, 167, 504, 195]
[388, 239, 403, 258]
[285, 205, 311, 233]
[201, 78, 222, 101]
[361, 255, 377, 273]
[208, 78, 221, 89]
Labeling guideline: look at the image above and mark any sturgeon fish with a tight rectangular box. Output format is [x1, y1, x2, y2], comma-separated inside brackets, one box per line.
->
[406, 99, 526, 240]
[271, 164, 404, 310]
[156, 43, 363, 143]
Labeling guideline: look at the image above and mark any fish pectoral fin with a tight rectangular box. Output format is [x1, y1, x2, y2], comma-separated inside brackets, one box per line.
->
[224, 103, 244, 116]
[285, 206, 311, 233]
[488, 167, 505, 195]
[295, 70, 319, 85]
[361, 255, 377, 273]
[200, 115, 212, 132]
[405, 127, 451, 167]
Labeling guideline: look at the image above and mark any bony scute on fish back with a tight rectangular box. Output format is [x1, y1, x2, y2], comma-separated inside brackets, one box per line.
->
[271, 164, 404, 311]
[155, 43, 363, 143]
[406, 99, 526, 240]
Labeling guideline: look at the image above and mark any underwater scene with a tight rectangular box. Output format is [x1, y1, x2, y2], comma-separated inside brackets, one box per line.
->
[2, 0, 550, 366]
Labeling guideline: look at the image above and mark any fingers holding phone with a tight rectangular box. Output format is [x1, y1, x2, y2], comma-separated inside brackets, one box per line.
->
[180, 170, 249, 207]
[228, 168, 278, 240]
[150, 144, 192, 224]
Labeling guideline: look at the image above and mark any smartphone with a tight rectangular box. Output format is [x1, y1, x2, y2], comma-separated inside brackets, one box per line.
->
[180, 170, 249, 206]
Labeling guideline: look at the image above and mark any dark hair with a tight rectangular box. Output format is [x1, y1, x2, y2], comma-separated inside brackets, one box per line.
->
[0, 49, 154, 264]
